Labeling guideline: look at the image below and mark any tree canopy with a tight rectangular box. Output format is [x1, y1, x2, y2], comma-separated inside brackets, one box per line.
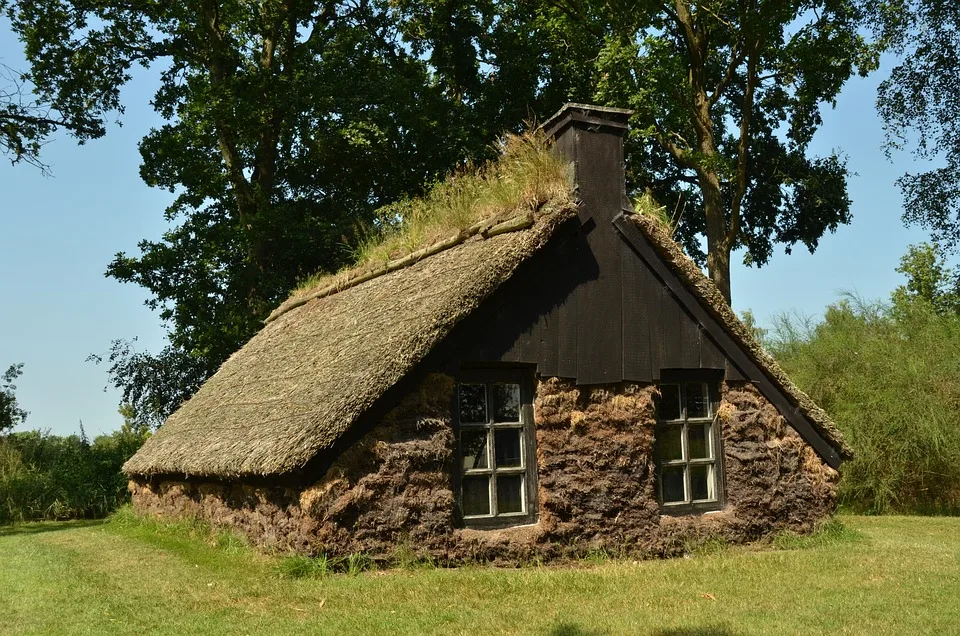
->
[1, 363, 27, 434]
[400, 0, 880, 301]
[875, 0, 960, 249]
[0, 59, 101, 170]
[5, 0, 488, 424]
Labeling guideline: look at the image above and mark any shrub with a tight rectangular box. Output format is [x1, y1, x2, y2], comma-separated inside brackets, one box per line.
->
[770, 267, 960, 514]
[0, 421, 149, 524]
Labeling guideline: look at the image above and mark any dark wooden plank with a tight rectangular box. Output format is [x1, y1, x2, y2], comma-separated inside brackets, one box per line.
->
[660, 288, 683, 369]
[575, 130, 623, 384]
[557, 283, 578, 378]
[700, 329, 727, 370]
[612, 214, 843, 469]
[621, 238, 653, 382]
[647, 272, 665, 380]
[538, 289, 560, 377]
[517, 315, 540, 364]
[680, 306, 701, 368]
[725, 359, 746, 382]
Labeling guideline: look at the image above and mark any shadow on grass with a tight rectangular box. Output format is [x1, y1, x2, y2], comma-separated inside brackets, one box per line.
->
[0, 519, 105, 538]
[548, 624, 610, 636]
[653, 627, 738, 635]
[548, 623, 736, 636]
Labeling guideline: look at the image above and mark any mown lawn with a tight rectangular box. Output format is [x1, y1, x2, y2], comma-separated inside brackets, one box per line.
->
[1, 514, 958, 635]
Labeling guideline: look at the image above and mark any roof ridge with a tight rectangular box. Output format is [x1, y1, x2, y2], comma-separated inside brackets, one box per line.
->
[266, 210, 538, 324]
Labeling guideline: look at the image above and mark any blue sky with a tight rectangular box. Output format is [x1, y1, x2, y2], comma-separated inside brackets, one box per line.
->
[0, 26, 937, 437]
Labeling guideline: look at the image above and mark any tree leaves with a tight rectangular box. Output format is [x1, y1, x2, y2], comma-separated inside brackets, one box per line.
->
[1, 363, 27, 434]
[876, 0, 960, 248]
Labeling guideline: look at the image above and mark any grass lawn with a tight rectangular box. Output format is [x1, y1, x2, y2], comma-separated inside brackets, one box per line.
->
[1, 514, 958, 635]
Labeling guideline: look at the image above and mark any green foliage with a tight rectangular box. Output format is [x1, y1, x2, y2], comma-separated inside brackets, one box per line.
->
[874, 1, 960, 249]
[770, 244, 960, 514]
[0, 363, 27, 434]
[403, 0, 880, 299]
[0, 60, 101, 170]
[0, 414, 149, 524]
[4, 0, 491, 426]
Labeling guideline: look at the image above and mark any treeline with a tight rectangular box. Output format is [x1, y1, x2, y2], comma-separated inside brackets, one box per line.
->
[0, 418, 149, 524]
[769, 244, 960, 515]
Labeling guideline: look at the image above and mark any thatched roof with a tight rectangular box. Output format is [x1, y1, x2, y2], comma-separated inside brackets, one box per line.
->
[124, 203, 577, 478]
[125, 158, 848, 478]
[626, 213, 852, 459]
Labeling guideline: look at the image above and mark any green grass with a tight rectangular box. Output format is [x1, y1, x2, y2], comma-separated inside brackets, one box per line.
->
[1, 514, 959, 635]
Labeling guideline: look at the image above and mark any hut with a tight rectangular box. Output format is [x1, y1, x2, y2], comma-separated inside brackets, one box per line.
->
[124, 103, 849, 563]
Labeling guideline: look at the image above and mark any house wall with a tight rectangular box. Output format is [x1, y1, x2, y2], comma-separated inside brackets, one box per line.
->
[129, 374, 838, 564]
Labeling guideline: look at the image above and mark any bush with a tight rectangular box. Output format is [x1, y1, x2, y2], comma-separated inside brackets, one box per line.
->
[0, 422, 149, 524]
[769, 246, 960, 514]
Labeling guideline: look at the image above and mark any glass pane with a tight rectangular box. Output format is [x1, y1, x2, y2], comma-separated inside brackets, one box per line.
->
[494, 429, 522, 467]
[459, 384, 487, 423]
[661, 466, 686, 503]
[659, 383, 681, 420]
[496, 475, 524, 514]
[461, 430, 489, 470]
[493, 384, 521, 422]
[659, 425, 683, 462]
[462, 476, 491, 516]
[686, 383, 710, 418]
[690, 464, 713, 501]
[688, 423, 712, 459]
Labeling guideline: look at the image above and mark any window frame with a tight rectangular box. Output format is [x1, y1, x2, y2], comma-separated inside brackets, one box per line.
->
[655, 373, 725, 515]
[453, 368, 539, 529]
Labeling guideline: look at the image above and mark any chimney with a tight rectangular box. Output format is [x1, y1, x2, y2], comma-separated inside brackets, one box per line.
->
[541, 103, 633, 227]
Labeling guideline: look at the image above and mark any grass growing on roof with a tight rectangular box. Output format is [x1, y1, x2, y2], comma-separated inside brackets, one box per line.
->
[293, 129, 573, 297]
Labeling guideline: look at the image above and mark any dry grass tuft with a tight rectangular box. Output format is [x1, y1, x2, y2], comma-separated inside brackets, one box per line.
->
[294, 129, 572, 296]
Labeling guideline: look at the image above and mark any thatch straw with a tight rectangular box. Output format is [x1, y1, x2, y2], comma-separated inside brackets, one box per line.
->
[627, 213, 853, 459]
[266, 212, 535, 324]
[124, 203, 576, 478]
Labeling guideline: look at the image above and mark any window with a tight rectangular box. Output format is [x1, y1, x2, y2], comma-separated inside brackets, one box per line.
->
[455, 371, 537, 528]
[656, 379, 723, 512]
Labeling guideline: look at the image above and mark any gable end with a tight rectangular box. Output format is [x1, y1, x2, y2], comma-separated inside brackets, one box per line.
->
[612, 212, 845, 470]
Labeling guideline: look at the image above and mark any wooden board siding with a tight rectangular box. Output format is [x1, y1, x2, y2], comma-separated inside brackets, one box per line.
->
[458, 219, 730, 385]
[574, 129, 623, 384]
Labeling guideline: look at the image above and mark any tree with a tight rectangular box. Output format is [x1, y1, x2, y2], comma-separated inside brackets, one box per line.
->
[891, 242, 960, 317]
[0, 58, 103, 170]
[1, 363, 27, 433]
[5, 0, 480, 423]
[400, 0, 879, 301]
[875, 1, 960, 249]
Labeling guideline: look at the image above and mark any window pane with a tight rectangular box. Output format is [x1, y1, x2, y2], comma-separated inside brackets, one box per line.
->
[461, 430, 489, 470]
[459, 384, 487, 423]
[686, 383, 710, 418]
[493, 384, 521, 422]
[496, 475, 524, 514]
[462, 476, 491, 516]
[659, 425, 683, 462]
[494, 429, 522, 467]
[659, 384, 681, 420]
[688, 423, 712, 459]
[690, 464, 713, 501]
[661, 466, 686, 503]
